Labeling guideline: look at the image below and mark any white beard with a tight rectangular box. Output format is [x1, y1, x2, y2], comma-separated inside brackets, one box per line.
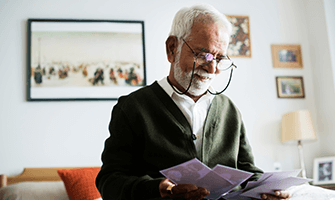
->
[173, 61, 215, 96]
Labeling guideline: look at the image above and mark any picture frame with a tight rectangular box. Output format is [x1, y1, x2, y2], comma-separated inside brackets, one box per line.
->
[27, 19, 146, 101]
[226, 15, 251, 58]
[271, 44, 303, 68]
[275, 76, 305, 98]
[313, 156, 335, 185]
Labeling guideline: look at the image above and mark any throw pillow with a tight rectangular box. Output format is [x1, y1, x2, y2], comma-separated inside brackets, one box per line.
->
[57, 167, 101, 200]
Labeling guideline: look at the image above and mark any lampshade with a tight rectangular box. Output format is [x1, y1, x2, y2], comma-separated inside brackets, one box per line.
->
[281, 110, 317, 143]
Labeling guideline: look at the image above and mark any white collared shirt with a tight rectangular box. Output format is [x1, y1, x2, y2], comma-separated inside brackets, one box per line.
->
[157, 77, 214, 151]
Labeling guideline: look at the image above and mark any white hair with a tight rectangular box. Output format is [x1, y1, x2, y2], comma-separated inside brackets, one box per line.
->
[169, 4, 233, 39]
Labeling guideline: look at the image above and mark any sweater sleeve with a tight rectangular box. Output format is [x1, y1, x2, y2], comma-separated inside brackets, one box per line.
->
[237, 122, 263, 182]
[95, 102, 164, 200]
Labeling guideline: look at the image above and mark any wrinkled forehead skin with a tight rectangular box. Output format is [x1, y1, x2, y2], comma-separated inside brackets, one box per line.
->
[186, 16, 230, 56]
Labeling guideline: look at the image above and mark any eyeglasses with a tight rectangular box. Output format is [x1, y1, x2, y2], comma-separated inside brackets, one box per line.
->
[182, 38, 237, 71]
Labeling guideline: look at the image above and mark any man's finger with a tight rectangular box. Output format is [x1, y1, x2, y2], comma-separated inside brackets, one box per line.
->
[275, 190, 291, 198]
[183, 187, 210, 199]
[172, 184, 198, 194]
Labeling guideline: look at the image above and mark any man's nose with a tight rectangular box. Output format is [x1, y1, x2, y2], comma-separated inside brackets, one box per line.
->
[202, 60, 217, 74]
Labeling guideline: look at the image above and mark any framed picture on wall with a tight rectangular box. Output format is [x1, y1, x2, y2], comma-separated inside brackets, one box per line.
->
[313, 157, 335, 185]
[27, 19, 146, 101]
[275, 76, 305, 98]
[271, 44, 303, 68]
[226, 15, 251, 58]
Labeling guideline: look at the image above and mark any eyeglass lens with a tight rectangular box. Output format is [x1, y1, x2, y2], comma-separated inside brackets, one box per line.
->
[196, 53, 233, 71]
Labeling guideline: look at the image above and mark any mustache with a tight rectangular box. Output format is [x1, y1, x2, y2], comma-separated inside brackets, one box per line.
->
[194, 70, 216, 79]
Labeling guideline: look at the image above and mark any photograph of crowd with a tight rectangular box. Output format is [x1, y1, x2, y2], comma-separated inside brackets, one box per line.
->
[31, 60, 144, 87]
[28, 20, 146, 100]
[31, 33, 144, 88]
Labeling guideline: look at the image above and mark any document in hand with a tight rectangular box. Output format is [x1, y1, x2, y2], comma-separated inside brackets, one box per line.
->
[160, 158, 311, 200]
[160, 158, 253, 200]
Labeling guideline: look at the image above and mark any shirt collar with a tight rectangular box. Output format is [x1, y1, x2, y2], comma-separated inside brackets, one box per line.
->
[158, 77, 175, 97]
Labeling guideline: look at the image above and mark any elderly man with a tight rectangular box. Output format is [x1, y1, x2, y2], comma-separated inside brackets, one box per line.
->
[96, 4, 291, 200]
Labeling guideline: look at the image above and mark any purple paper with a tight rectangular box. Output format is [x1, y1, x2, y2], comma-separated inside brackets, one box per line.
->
[160, 159, 311, 200]
[213, 164, 253, 185]
[160, 158, 211, 184]
[240, 177, 312, 199]
[160, 159, 234, 199]
[260, 170, 301, 185]
[196, 170, 233, 200]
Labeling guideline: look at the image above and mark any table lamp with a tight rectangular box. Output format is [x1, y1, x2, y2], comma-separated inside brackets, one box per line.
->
[281, 110, 317, 178]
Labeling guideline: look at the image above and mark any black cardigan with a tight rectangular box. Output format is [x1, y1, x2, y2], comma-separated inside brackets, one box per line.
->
[96, 81, 263, 200]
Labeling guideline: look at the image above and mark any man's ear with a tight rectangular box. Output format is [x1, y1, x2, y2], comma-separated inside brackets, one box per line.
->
[165, 36, 178, 63]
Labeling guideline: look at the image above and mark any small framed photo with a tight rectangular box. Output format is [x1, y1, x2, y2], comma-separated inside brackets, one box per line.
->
[226, 15, 251, 58]
[275, 76, 305, 98]
[27, 18, 146, 101]
[313, 157, 335, 185]
[271, 44, 303, 68]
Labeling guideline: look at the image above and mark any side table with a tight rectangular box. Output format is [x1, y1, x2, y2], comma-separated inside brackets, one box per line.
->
[317, 184, 335, 191]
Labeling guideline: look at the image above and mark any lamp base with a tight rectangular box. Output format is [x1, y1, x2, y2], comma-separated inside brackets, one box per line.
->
[298, 140, 307, 179]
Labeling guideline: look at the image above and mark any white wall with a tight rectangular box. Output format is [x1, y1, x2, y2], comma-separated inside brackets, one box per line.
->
[0, 0, 333, 178]
[304, 0, 335, 158]
[324, 0, 335, 90]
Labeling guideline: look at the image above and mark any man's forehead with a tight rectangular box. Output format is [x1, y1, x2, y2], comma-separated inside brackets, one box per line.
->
[190, 37, 229, 54]
[189, 24, 230, 42]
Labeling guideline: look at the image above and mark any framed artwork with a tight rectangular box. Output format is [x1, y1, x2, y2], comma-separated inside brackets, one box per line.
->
[313, 157, 335, 185]
[27, 19, 146, 101]
[275, 76, 305, 98]
[271, 44, 303, 68]
[226, 15, 251, 58]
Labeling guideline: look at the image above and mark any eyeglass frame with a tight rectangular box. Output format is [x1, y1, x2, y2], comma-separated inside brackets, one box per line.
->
[181, 38, 237, 71]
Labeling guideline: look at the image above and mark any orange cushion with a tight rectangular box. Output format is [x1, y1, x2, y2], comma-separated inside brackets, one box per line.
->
[57, 167, 101, 200]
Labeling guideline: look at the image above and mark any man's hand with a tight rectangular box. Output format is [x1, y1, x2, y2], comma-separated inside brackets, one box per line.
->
[159, 178, 210, 200]
[253, 190, 291, 200]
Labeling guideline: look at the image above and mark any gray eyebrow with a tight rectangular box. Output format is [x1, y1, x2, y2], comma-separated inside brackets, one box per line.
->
[200, 47, 210, 53]
[199, 47, 226, 58]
